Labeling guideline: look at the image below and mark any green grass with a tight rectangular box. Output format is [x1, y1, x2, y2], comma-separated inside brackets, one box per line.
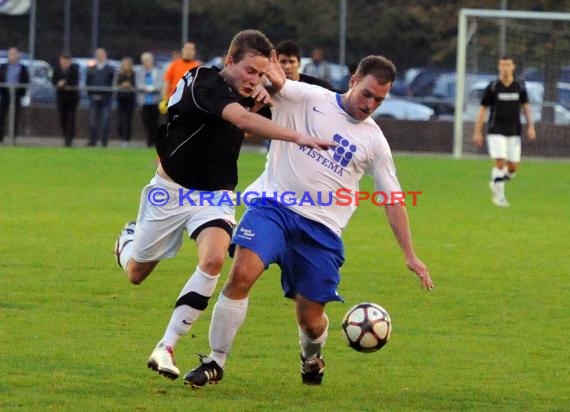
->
[1, 147, 568, 411]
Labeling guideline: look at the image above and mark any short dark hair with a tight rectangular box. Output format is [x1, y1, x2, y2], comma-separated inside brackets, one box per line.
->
[499, 55, 515, 64]
[226, 29, 273, 63]
[356, 55, 396, 85]
[276, 40, 302, 62]
[60, 52, 72, 60]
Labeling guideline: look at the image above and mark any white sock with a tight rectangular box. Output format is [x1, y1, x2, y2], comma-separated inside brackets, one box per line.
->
[208, 293, 249, 368]
[160, 266, 219, 348]
[506, 171, 517, 180]
[299, 313, 329, 360]
[119, 241, 133, 272]
[491, 166, 506, 183]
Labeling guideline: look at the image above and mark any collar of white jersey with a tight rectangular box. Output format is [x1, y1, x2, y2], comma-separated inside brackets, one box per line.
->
[335, 93, 348, 114]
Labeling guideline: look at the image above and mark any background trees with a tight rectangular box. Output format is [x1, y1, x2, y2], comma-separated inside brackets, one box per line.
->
[0, 0, 568, 73]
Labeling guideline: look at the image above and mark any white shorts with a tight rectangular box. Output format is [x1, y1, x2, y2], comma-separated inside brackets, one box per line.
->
[486, 134, 521, 162]
[131, 173, 236, 262]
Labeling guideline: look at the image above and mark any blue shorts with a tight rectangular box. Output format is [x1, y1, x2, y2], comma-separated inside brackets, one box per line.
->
[232, 199, 344, 303]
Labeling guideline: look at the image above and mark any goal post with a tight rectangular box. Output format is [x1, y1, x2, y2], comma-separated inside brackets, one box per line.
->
[453, 8, 570, 158]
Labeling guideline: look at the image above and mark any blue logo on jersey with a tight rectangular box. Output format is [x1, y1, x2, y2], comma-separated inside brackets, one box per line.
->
[332, 134, 357, 167]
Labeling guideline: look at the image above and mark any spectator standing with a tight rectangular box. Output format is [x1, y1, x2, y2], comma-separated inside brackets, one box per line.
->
[52, 53, 80, 147]
[302, 48, 332, 84]
[136, 52, 162, 147]
[161, 42, 201, 106]
[116, 56, 137, 145]
[86, 48, 115, 147]
[0, 47, 29, 143]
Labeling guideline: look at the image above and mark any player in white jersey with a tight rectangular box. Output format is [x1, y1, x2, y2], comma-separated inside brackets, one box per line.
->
[184, 55, 434, 388]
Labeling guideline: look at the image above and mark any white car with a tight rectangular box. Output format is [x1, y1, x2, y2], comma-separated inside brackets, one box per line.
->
[372, 96, 435, 121]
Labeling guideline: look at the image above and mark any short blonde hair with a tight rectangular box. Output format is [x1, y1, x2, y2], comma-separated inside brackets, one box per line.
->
[140, 52, 154, 64]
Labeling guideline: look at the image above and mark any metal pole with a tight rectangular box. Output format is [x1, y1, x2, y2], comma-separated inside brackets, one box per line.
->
[8, 86, 16, 145]
[64, 0, 71, 53]
[339, 0, 347, 65]
[453, 9, 468, 159]
[499, 0, 507, 56]
[91, 0, 100, 55]
[28, 0, 36, 62]
[182, 0, 190, 44]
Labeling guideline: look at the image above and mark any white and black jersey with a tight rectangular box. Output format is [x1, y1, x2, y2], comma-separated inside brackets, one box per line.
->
[481, 80, 529, 136]
[156, 66, 254, 191]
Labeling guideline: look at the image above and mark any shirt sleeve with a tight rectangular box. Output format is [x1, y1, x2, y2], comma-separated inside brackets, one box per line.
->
[480, 82, 494, 106]
[366, 133, 404, 205]
[519, 83, 529, 105]
[275, 79, 323, 105]
[191, 67, 240, 117]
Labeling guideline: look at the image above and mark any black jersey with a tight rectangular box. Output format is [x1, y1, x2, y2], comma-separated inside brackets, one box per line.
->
[156, 66, 253, 191]
[480, 79, 529, 136]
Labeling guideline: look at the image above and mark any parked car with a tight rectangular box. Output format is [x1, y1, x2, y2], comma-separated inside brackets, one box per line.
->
[557, 82, 570, 110]
[372, 95, 435, 121]
[299, 57, 349, 91]
[0, 57, 54, 106]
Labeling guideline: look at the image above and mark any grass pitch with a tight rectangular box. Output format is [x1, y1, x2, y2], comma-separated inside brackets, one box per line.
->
[1, 147, 568, 411]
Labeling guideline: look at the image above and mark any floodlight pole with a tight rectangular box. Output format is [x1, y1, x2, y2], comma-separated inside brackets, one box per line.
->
[91, 0, 99, 54]
[339, 0, 347, 65]
[182, 0, 190, 44]
[499, 0, 508, 56]
[63, 0, 71, 53]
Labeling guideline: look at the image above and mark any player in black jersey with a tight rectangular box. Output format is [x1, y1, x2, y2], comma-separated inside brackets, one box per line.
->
[473, 56, 536, 207]
[114, 30, 334, 381]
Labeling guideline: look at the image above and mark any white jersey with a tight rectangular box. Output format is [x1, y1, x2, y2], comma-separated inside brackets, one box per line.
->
[246, 80, 402, 236]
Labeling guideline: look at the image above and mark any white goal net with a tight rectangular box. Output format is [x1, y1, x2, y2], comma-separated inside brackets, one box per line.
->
[453, 9, 570, 158]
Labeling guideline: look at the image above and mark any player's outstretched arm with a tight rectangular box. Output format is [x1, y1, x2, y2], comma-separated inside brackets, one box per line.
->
[222, 102, 335, 150]
[384, 204, 434, 291]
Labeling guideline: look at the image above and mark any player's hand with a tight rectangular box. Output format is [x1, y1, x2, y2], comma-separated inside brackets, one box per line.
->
[251, 84, 272, 106]
[158, 97, 169, 115]
[527, 124, 536, 141]
[406, 255, 434, 291]
[264, 49, 286, 90]
[473, 130, 484, 147]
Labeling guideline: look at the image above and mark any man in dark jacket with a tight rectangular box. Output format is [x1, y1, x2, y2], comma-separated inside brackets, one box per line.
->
[0, 47, 30, 142]
[52, 53, 80, 147]
[86, 48, 115, 147]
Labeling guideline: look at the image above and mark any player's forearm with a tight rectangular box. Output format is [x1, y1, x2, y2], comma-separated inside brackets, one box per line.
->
[474, 108, 487, 134]
[522, 105, 534, 127]
[384, 204, 416, 260]
[234, 111, 302, 144]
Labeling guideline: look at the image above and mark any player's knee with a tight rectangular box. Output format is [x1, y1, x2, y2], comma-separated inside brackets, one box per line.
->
[298, 320, 326, 339]
[225, 264, 256, 296]
[126, 271, 144, 285]
[199, 253, 225, 275]
[126, 262, 152, 285]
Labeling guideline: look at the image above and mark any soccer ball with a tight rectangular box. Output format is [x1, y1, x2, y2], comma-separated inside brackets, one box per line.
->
[341, 302, 392, 353]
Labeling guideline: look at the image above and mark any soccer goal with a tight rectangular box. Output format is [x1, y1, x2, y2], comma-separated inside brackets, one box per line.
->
[453, 8, 570, 158]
